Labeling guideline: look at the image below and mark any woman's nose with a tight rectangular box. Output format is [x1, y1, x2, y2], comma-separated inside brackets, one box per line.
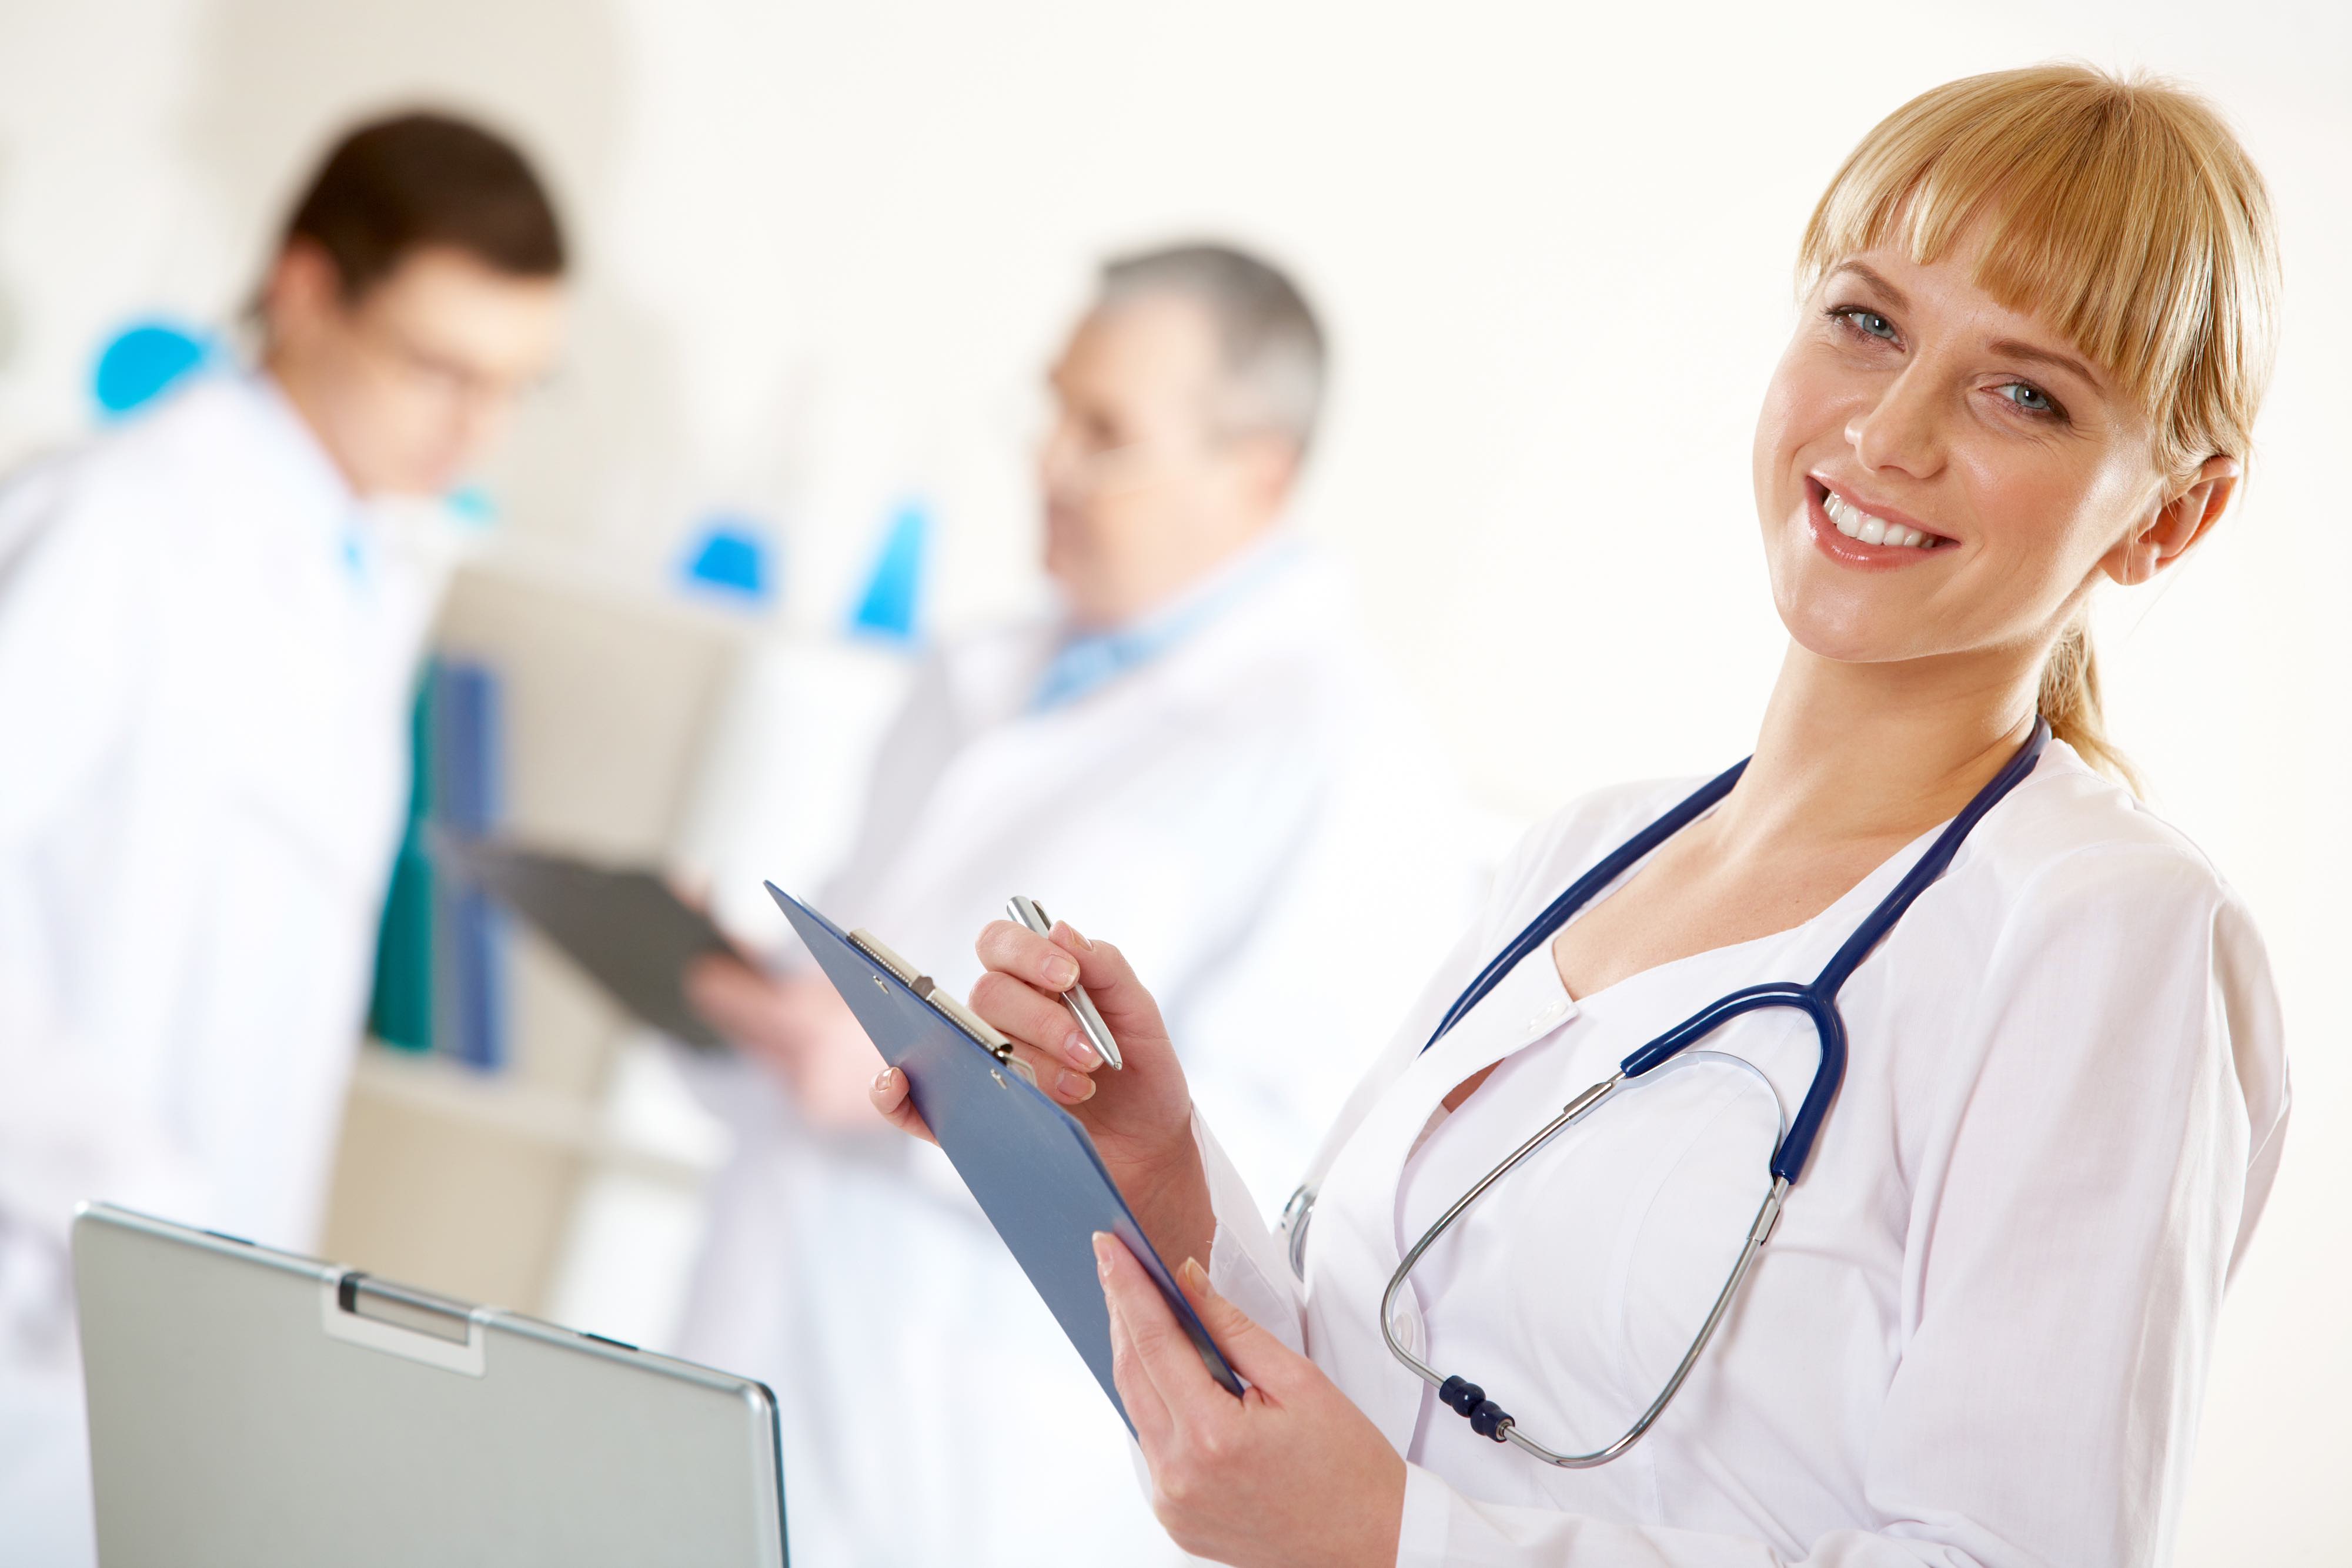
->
[1843, 363, 1946, 479]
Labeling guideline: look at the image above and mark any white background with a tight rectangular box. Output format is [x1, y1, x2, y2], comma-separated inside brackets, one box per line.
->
[0, 1, 2344, 1559]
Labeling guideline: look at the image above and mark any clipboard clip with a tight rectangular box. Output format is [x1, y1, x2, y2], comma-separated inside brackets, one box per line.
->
[848, 928, 1035, 1088]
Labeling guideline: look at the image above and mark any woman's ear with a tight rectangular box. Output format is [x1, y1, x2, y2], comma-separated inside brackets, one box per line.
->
[2103, 454, 2240, 586]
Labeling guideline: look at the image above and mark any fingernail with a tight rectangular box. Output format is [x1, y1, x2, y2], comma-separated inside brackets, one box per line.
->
[1093, 1233, 1114, 1278]
[871, 1066, 893, 1092]
[1179, 1256, 1209, 1293]
[1064, 1031, 1101, 1070]
[1046, 955, 1080, 988]
[1057, 1069, 1096, 1101]
[1062, 922, 1095, 952]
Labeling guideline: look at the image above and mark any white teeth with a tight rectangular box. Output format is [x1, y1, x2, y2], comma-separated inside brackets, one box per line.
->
[1820, 487, 1937, 549]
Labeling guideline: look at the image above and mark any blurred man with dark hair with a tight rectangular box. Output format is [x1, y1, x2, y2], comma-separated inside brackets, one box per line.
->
[677, 242, 1481, 1567]
[0, 110, 566, 1562]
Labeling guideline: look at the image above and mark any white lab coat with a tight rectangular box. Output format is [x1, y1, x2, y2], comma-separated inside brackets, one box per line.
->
[677, 540, 1486, 1568]
[0, 373, 446, 1564]
[1203, 740, 2290, 1568]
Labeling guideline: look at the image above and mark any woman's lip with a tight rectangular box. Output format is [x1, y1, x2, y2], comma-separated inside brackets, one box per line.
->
[1810, 476, 1948, 543]
[1803, 481, 1953, 571]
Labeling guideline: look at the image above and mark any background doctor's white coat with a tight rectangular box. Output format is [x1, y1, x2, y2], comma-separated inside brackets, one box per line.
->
[678, 546, 1484, 1566]
[0, 373, 448, 1564]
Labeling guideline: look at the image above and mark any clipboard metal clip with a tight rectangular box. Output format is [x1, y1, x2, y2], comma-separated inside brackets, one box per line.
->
[848, 928, 1034, 1088]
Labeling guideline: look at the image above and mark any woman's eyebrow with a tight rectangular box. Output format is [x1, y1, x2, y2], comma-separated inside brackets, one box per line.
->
[1827, 261, 1910, 309]
[1988, 337, 2104, 391]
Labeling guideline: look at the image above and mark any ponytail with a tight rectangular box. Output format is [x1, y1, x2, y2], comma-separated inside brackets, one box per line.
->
[2037, 613, 2140, 794]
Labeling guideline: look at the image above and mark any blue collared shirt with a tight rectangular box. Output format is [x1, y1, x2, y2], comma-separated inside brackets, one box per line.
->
[1028, 534, 1305, 713]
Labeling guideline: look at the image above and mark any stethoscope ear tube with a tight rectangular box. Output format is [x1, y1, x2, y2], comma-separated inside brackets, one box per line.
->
[1379, 1074, 1626, 1385]
[1618, 982, 1848, 1186]
[1496, 1174, 1789, 1469]
[1280, 1183, 1315, 1281]
[1380, 1066, 1790, 1467]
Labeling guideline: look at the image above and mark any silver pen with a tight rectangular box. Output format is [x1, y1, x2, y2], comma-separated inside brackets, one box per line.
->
[1005, 894, 1122, 1070]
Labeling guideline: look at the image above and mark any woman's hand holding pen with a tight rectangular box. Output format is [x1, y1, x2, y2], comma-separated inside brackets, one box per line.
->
[866, 920, 1402, 1564]
[867, 918, 1215, 1271]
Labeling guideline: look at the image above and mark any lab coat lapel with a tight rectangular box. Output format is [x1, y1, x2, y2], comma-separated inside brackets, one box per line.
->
[1304, 950, 1577, 1454]
[870, 556, 1339, 959]
[876, 658, 1165, 927]
[199, 377, 416, 890]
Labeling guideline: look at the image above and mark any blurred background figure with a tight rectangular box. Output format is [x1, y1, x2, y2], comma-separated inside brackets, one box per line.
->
[0, 112, 566, 1563]
[0, 8, 2342, 1564]
[674, 243, 1485, 1567]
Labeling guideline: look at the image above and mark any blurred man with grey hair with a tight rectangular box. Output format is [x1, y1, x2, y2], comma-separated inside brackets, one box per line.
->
[677, 242, 1481, 1567]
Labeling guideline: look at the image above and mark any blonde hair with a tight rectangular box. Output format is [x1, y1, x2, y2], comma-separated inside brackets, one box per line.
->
[1797, 65, 2281, 787]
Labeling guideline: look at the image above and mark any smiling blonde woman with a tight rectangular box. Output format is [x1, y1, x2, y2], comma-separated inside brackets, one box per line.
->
[878, 64, 2291, 1567]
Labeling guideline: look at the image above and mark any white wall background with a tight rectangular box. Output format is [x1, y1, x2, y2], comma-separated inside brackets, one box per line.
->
[0, 1, 2343, 1559]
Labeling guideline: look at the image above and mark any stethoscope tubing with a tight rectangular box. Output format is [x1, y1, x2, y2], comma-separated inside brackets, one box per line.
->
[1322, 718, 2052, 1465]
[1434, 716, 2049, 1184]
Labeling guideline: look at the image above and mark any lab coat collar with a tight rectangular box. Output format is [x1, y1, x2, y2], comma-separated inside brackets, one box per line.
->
[1028, 529, 1308, 712]
[236, 369, 362, 517]
[934, 531, 1343, 737]
[155, 369, 372, 584]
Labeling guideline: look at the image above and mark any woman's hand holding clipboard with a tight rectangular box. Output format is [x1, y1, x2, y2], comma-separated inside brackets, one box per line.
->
[862, 902, 1409, 1566]
[768, 884, 1242, 1431]
[872, 912, 1214, 1273]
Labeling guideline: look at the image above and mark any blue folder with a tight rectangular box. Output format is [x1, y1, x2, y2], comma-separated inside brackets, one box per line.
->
[766, 883, 1244, 1430]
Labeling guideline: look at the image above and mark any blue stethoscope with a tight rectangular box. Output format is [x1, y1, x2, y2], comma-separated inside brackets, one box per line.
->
[1284, 718, 2050, 1469]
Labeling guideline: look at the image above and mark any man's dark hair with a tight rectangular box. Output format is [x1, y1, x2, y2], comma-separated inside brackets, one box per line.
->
[1097, 242, 1327, 454]
[281, 111, 566, 299]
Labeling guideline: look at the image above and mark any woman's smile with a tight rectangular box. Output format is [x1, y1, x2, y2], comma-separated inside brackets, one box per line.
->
[1802, 476, 1955, 571]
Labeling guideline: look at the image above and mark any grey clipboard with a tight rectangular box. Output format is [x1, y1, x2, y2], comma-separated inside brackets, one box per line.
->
[72, 1203, 787, 1566]
[765, 882, 1244, 1430]
[435, 836, 742, 1051]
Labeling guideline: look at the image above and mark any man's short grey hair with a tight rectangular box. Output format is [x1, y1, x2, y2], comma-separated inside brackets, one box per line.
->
[1097, 242, 1327, 455]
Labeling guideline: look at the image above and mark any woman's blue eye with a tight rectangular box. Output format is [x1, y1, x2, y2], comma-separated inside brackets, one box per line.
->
[1843, 310, 1897, 340]
[1999, 382, 2057, 414]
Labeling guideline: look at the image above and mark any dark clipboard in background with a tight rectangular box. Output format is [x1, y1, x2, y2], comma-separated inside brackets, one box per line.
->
[765, 881, 1244, 1430]
[433, 835, 744, 1051]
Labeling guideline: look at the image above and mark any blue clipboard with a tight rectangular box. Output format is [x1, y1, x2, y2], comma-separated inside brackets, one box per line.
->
[766, 884, 1245, 1430]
